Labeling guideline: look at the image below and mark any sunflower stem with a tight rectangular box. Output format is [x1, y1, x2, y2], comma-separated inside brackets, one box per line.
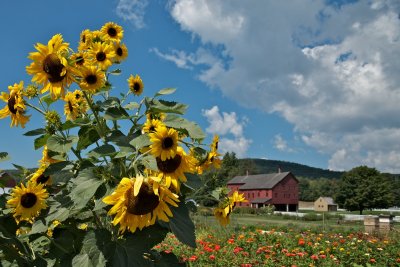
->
[82, 91, 106, 138]
[25, 103, 46, 116]
[58, 130, 83, 161]
[92, 210, 104, 229]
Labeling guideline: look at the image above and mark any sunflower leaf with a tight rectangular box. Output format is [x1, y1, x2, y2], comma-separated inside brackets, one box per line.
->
[109, 69, 122, 75]
[129, 134, 151, 150]
[34, 134, 50, 150]
[77, 230, 108, 267]
[72, 254, 93, 267]
[163, 115, 205, 140]
[40, 94, 57, 106]
[104, 107, 130, 121]
[69, 168, 103, 210]
[87, 144, 116, 158]
[123, 102, 140, 110]
[0, 152, 9, 163]
[146, 98, 187, 115]
[47, 135, 78, 154]
[43, 161, 72, 176]
[77, 126, 100, 150]
[23, 128, 46, 136]
[155, 88, 176, 97]
[168, 203, 196, 248]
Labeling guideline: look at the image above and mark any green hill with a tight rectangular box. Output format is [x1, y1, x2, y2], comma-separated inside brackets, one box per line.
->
[239, 158, 343, 179]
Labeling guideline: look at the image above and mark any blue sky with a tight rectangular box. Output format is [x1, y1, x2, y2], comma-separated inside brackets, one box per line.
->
[1, 0, 400, 173]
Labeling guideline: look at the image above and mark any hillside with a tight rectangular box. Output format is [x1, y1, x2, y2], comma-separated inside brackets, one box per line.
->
[240, 158, 343, 179]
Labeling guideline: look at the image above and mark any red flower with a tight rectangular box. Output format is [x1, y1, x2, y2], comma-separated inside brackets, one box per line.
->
[311, 254, 319, 260]
[228, 238, 235, 244]
[209, 255, 215, 261]
[240, 264, 252, 267]
[298, 239, 305, 246]
[370, 258, 376, 263]
[189, 255, 198, 262]
[215, 244, 221, 251]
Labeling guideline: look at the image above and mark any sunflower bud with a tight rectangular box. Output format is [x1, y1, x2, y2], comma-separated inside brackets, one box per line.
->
[24, 84, 39, 98]
[45, 110, 62, 133]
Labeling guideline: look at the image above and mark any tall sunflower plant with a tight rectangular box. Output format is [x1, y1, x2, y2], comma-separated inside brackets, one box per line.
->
[0, 22, 246, 266]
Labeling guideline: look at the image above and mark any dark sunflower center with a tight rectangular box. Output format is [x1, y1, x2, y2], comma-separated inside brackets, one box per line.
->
[68, 101, 74, 112]
[133, 82, 141, 92]
[7, 94, 17, 114]
[107, 27, 117, 37]
[149, 126, 155, 132]
[20, 193, 37, 208]
[116, 47, 123, 57]
[215, 141, 219, 150]
[75, 93, 81, 100]
[85, 74, 97, 85]
[126, 183, 159, 215]
[162, 137, 174, 149]
[96, 52, 106, 62]
[156, 154, 182, 173]
[43, 53, 66, 83]
[75, 56, 84, 66]
[82, 35, 86, 43]
[36, 174, 50, 184]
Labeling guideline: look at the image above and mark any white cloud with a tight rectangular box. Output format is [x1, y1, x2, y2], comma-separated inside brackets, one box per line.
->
[274, 135, 294, 153]
[168, 0, 400, 172]
[116, 0, 148, 29]
[202, 106, 252, 157]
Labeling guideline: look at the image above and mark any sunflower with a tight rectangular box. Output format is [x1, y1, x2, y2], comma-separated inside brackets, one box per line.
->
[214, 206, 231, 226]
[142, 118, 163, 134]
[229, 191, 247, 204]
[88, 42, 116, 70]
[127, 74, 144, 96]
[113, 42, 128, 63]
[155, 146, 195, 191]
[101, 22, 124, 42]
[30, 165, 52, 186]
[78, 29, 92, 51]
[103, 175, 179, 234]
[0, 81, 30, 128]
[70, 52, 89, 69]
[39, 145, 61, 165]
[79, 66, 106, 93]
[149, 125, 179, 161]
[63, 91, 81, 121]
[7, 181, 49, 224]
[26, 34, 73, 99]
[211, 135, 219, 152]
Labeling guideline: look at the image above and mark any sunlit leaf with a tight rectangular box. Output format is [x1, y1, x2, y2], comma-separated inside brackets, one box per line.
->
[23, 128, 46, 136]
[155, 88, 176, 97]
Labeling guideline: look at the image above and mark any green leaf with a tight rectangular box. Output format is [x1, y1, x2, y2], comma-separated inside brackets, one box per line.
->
[40, 94, 57, 106]
[147, 98, 187, 115]
[140, 155, 158, 171]
[124, 102, 140, 110]
[0, 152, 9, 163]
[61, 118, 91, 131]
[29, 220, 48, 235]
[184, 173, 203, 190]
[164, 115, 205, 140]
[155, 88, 176, 97]
[109, 69, 122, 75]
[72, 254, 93, 267]
[43, 161, 72, 176]
[69, 168, 103, 210]
[129, 134, 151, 150]
[169, 203, 196, 248]
[23, 128, 46, 136]
[77, 126, 101, 150]
[79, 230, 108, 267]
[104, 224, 168, 267]
[104, 107, 130, 120]
[47, 135, 78, 153]
[34, 134, 50, 150]
[87, 144, 116, 158]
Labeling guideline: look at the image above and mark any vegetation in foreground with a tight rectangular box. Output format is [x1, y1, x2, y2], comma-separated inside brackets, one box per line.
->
[155, 222, 400, 266]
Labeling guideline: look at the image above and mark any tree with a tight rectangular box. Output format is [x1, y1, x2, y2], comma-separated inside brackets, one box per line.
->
[335, 166, 394, 214]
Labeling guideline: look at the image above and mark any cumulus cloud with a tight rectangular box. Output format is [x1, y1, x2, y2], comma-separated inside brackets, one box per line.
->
[274, 135, 294, 153]
[116, 0, 148, 29]
[167, 0, 400, 172]
[202, 106, 252, 157]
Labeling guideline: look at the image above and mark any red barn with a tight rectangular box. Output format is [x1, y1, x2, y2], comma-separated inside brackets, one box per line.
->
[227, 171, 299, 212]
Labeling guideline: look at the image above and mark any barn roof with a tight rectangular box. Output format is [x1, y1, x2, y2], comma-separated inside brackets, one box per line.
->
[228, 172, 296, 190]
[251, 197, 272, 204]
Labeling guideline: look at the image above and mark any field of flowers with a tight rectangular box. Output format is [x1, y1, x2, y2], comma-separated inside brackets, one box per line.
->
[155, 223, 400, 266]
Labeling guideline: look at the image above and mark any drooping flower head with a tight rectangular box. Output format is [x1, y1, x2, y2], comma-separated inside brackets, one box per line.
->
[214, 191, 247, 226]
[63, 90, 88, 121]
[0, 81, 30, 128]
[149, 125, 179, 161]
[142, 118, 163, 134]
[128, 74, 144, 96]
[26, 34, 73, 99]
[156, 146, 195, 192]
[7, 181, 49, 224]
[103, 175, 179, 234]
